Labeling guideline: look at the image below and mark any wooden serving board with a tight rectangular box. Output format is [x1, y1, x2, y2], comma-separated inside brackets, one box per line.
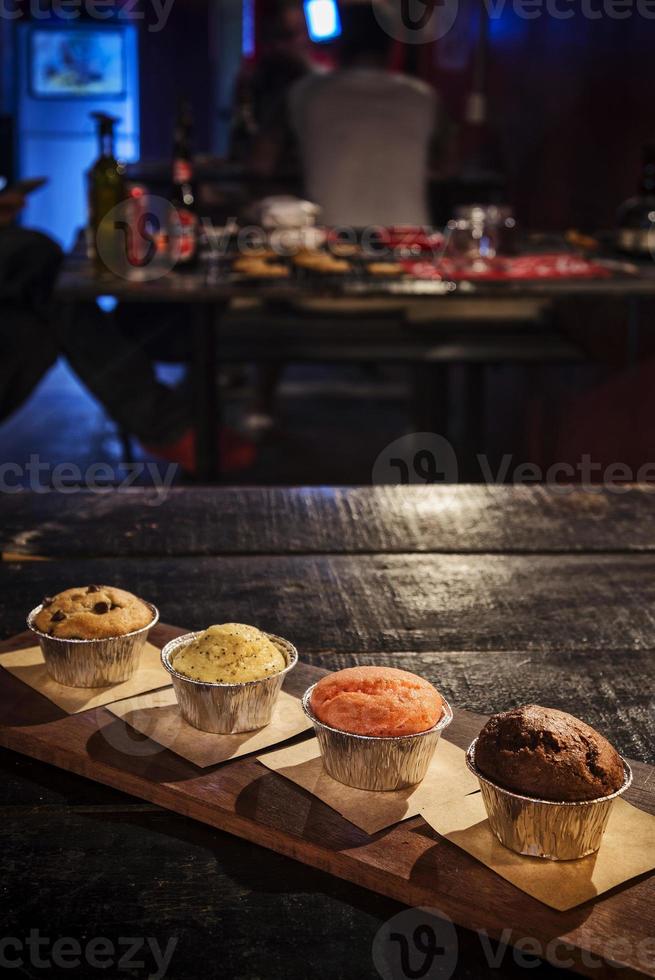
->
[1, 623, 653, 980]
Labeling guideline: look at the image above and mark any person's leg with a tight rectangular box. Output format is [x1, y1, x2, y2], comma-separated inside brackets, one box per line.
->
[53, 301, 191, 445]
[0, 306, 58, 424]
[0, 227, 62, 313]
[0, 229, 253, 473]
[0, 228, 62, 424]
[245, 362, 284, 437]
[54, 301, 255, 474]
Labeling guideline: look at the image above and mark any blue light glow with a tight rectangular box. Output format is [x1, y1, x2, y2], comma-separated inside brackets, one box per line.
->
[242, 0, 255, 57]
[304, 0, 341, 43]
[97, 295, 119, 313]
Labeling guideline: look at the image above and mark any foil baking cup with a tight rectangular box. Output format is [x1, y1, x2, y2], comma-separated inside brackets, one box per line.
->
[161, 631, 298, 734]
[302, 684, 454, 791]
[466, 738, 633, 860]
[27, 602, 159, 688]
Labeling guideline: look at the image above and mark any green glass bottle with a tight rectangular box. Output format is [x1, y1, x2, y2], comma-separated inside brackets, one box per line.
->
[88, 113, 125, 274]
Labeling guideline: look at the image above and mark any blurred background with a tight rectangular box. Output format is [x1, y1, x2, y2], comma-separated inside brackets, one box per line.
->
[1, 0, 655, 488]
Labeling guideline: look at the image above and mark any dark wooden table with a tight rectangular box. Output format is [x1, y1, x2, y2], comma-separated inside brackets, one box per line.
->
[2, 486, 653, 980]
[55, 257, 655, 303]
[55, 260, 655, 481]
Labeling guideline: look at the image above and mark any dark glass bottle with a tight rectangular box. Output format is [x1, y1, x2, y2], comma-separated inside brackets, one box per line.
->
[617, 141, 655, 256]
[170, 99, 200, 271]
[88, 113, 125, 273]
[229, 75, 257, 163]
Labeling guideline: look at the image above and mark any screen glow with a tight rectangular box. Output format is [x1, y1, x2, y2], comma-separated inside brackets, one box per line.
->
[30, 29, 125, 98]
[304, 0, 341, 42]
[242, 0, 255, 57]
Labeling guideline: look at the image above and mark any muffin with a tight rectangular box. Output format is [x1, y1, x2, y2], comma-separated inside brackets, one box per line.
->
[304, 667, 452, 791]
[329, 242, 361, 258]
[367, 262, 404, 277]
[252, 262, 290, 278]
[34, 585, 154, 640]
[161, 626, 298, 734]
[291, 248, 321, 266]
[172, 623, 286, 683]
[232, 256, 261, 272]
[293, 251, 351, 274]
[467, 705, 631, 860]
[232, 257, 289, 278]
[311, 666, 444, 737]
[28, 586, 158, 687]
[475, 705, 624, 802]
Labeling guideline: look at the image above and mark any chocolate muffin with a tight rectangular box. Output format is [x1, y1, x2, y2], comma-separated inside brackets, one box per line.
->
[34, 586, 154, 640]
[475, 705, 625, 802]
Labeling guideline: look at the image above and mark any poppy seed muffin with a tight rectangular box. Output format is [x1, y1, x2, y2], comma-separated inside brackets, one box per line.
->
[475, 705, 625, 802]
[172, 624, 286, 683]
[34, 586, 154, 640]
[310, 666, 444, 737]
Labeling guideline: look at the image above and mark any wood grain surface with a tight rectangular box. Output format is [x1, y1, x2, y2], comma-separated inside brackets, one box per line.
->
[3, 552, 655, 657]
[4, 487, 655, 558]
[1, 623, 653, 980]
[3, 487, 654, 980]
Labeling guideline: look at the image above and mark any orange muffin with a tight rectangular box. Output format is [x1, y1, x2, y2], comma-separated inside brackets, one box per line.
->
[311, 666, 444, 737]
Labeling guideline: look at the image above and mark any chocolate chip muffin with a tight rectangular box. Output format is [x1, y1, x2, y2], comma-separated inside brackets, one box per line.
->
[34, 586, 154, 640]
[475, 705, 625, 802]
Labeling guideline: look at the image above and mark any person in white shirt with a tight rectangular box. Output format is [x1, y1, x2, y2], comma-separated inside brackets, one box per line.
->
[288, 3, 441, 228]
[244, 3, 445, 433]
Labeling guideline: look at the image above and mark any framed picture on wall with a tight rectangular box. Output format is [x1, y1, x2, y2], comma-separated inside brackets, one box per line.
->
[30, 27, 126, 99]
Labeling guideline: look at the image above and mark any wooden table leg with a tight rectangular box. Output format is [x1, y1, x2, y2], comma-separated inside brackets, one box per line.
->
[192, 303, 221, 482]
[410, 363, 451, 437]
[626, 296, 641, 368]
[458, 363, 486, 482]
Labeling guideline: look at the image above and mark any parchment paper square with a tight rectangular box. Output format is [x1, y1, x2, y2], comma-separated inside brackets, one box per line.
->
[422, 792, 655, 910]
[257, 736, 478, 834]
[107, 687, 311, 767]
[0, 643, 170, 714]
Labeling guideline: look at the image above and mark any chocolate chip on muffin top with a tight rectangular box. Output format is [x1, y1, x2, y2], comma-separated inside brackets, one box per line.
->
[33, 586, 153, 640]
[475, 704, 625, 802]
